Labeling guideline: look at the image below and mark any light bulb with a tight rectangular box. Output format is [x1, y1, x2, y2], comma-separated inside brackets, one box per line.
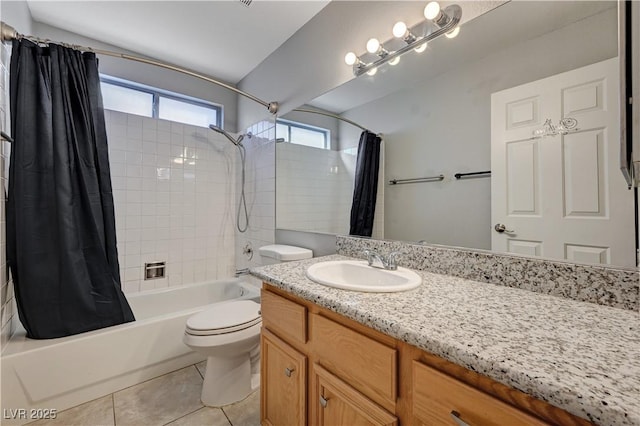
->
[389, 56, 400, 66]
[414, 42, 427, 53]
[366, 67, 378, 76]
[445, 26, 460, 38]
[344, 52, 357, 66]
[366, 38, 380, 54]
[424, 1, 441, 20]
[392, 21, 407, 38]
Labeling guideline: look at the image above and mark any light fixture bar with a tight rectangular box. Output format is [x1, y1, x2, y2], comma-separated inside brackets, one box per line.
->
[352, 4, 461, 77]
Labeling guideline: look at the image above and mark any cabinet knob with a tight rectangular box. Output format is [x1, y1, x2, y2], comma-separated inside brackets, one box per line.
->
[284, 367, 294, 377]
[450, 410, 472, 426]
[319, 395, 329, 408]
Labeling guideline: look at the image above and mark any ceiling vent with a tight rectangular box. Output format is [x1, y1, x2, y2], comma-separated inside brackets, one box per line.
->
[239, 0, 252, 7]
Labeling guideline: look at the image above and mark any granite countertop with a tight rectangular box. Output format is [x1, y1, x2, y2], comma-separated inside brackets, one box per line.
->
[250, 254, 640, 426]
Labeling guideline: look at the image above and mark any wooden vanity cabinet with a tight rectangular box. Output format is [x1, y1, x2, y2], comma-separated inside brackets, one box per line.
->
[260, 285, 592, 426]
[412, 361, 547, 426]
[310, 313, 397, 412]
[312, 363, 398, 426]
[261, 330, 306, 426]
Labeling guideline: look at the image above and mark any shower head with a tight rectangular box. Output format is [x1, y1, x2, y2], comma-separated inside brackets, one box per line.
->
[209, 124, 243, 146]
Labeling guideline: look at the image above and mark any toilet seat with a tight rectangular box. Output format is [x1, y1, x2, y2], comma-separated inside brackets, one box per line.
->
[186, 300, 261, 336]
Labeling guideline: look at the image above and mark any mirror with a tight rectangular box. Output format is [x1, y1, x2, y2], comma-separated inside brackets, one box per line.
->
[276, 1, 637, 269]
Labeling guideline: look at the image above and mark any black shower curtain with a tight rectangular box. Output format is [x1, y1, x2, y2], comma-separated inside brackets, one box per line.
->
[349, 130, 382, 237]
[8, 39, 134, 339]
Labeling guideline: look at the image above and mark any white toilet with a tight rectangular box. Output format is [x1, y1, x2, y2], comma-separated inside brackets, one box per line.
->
[258, 244, 313, 265]
[183, 244, 312, 407]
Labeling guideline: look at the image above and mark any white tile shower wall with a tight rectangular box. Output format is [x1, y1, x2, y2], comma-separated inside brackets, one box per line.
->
[105, 110, 237, 294]
[1, 41, 15, 351]
[276, 143, 355, 234]
[235, 120, 276, 280]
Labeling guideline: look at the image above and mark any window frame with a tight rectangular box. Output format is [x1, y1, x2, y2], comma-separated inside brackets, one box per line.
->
[276, 118, 331, 149]
[99, 75, 223, 128]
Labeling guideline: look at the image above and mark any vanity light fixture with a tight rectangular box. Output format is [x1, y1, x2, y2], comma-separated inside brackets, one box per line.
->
[532, 118, 579, 139]
[344, 52, 359, 66]
[344, 1, 462, 77]
[414, 42, 428, 53]
[445, 26, 460, 38]
[393, 21, 417, 44]
[423, 1, 444, 22]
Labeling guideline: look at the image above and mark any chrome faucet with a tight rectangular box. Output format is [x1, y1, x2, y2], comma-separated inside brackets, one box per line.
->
[363, 250, 403, 271]
[364, 249, 386, 269]
[385, 251, 403, 270]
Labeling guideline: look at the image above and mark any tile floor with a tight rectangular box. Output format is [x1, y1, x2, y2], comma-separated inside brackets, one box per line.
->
[28, 362, 260, 426]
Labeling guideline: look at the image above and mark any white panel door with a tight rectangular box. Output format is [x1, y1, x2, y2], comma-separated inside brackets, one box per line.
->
[491, 58, 635, 268]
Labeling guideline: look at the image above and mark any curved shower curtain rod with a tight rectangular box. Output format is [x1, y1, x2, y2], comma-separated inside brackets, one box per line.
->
[292, 107, 381, 137]
[0, 22, 279, 115]
[292, 107, 367, 131]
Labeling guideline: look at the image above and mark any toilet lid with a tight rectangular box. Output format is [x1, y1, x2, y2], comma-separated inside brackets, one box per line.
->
[259, 244, 313, 261]
[186, 300, 261, 336]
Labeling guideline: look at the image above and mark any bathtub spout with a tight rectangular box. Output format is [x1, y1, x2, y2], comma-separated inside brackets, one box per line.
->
[235, 268, 250, 277]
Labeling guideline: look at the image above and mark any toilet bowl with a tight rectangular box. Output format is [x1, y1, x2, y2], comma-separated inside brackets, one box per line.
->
[185, 245, 312, 406]
[183, 299, 261, 407]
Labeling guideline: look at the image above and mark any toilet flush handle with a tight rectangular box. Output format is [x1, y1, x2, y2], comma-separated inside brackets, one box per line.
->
[285, 367, 294, 377]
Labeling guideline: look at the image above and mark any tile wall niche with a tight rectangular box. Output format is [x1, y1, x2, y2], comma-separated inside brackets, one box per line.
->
[276, 143, 356, 234]
[235, 120, 276, 284]
[1, 42, 15, 351]
[106, 110, 237, 293]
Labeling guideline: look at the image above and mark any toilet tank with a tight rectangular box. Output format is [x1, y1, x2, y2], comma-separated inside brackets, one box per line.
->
[259, 245, 313, 265]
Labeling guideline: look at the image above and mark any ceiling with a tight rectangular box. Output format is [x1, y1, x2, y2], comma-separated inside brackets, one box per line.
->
[26, 0, 330, 84]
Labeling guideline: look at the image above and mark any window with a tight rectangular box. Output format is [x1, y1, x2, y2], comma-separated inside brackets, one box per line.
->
[158, 96, 218, 128]
[276, 119, 330, 149]
[101, 81, 154, 117]
[99, 75, 222, 128]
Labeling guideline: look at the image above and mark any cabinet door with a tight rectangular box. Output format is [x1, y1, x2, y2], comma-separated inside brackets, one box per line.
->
[412, 361, 549, 426]
[261, 329, 306, 426]
[312, 363, 397, 426]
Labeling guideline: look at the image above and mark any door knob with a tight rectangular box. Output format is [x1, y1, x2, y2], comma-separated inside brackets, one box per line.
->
[494, 223, 514, 234]
[284, 367, 294, 377]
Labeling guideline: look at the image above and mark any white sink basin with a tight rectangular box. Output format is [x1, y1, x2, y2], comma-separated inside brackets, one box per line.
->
[305, 260, 422, 292]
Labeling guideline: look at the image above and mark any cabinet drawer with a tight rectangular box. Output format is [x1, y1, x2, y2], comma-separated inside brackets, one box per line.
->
[261, 289, 307, 344]
[313, 363, 397, 426]
[412, 361, 549, 426]
[311, 314, 397, 411]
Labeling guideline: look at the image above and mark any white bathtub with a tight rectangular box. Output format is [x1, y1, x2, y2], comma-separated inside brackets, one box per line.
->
[1, 279, 260, 425]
